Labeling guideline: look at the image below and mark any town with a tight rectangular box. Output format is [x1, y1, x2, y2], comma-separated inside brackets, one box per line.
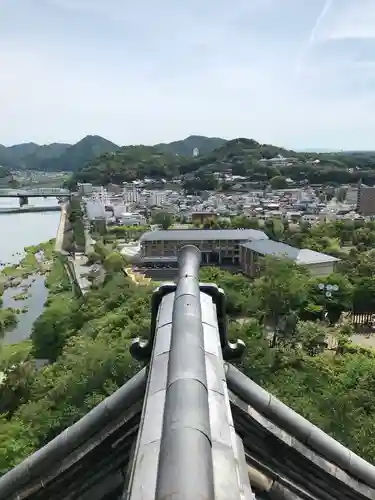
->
[73, 178, 370, 281]
[3, 0, 375, 496]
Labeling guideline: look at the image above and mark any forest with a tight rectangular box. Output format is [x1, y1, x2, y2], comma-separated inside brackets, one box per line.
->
[1, 219, 375, 473]
[68, 137, 375, 188]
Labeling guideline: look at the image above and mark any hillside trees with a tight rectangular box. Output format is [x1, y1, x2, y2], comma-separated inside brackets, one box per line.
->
[5, 220, 375, 471]
[66, 134, 375, 187]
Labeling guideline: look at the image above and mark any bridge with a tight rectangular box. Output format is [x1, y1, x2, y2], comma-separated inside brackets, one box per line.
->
[0, 246, 374, 500]
[0, 188, 71, 206]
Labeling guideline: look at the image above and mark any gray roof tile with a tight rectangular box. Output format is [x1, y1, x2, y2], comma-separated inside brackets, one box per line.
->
[241, 240, 339, 264]
[140, 229, 268, 242]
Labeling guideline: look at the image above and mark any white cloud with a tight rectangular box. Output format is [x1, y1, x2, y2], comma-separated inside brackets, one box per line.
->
[308, 0, 334, 46]
[1, 0, 375, 149]
[319, 0, 375, 40]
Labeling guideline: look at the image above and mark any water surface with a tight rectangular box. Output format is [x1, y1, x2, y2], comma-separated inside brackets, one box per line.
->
[0, 197, 60, 343]
[2, 276, 49, 344]
[0, 197, 60, 265]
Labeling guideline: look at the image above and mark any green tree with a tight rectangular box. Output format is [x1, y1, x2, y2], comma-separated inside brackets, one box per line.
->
[31, 294, 77, 361]
[353, 277, 375, 313]
[152, 211, 173, 230]
[231, 215, 258, 229]
[0, 417, 37, 473]
[103, 252, 126, 273]
[295, 321, 327, 356]
[0, 309, 17, 338]
[307, 274, 353, 324]
[86, 251, 101, 265]
[270, 175, 288, 189]
[252, 257, 309, 346]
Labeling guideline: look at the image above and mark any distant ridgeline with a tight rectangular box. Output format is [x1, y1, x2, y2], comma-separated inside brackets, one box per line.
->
[3, 134, 375, 188]
[69, 137, 375, 188]
[0, 135, 226, 173]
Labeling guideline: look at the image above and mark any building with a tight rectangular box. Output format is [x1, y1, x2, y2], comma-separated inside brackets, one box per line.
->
[346, 186, 358, 205]
[86, 200, 106, 220]
[86, 200, 107, 234]
[123, 187, 140, 204]
[148, 191, 166, 207]
[91, 187, 110, 206]
[78, 183, 94, 196]
[357, 183, 375, 215]
[117, 212, 146, 226]
[240, 239, 339, 277]
[140, 228, 268, 264]
[191, 211, 218, 225]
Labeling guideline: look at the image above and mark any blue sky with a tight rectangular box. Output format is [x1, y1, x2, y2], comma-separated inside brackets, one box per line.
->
[1, 0, 375, 149]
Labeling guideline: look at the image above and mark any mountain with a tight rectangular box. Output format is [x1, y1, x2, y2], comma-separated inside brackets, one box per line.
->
[69, 137, 301, 186]
[0, 145, 15, 168]
[0, 141, 70, 169]
[7, 142, 40, 160]
[0, 135, 225, 172]
[22, 143, 71, 170]
[70, 135, 375, 188]
[70, 145, 179, 186]
[155, 135, 227, 156]
[0, 136, 120, 172]
[37, 135, 120, 172]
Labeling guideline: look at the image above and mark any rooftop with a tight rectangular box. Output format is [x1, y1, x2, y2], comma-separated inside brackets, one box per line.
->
[140, 228, 269, 242]
[242, 239, 339, 265]
[86, 200, 106, 220]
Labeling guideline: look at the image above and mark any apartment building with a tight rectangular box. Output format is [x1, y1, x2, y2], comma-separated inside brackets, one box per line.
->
[140, 229, 268, 265]
[357, 183, 375, 215]
[123, 187, 140, 204]
[78, 183, 94, 196]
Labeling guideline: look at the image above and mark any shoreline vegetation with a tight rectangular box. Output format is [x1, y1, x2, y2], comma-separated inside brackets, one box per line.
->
[0, 240, 55, 340]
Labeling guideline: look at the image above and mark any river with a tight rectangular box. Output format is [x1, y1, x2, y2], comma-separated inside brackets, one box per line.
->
[0, 197, 60, 265]
[0, 197, 61, 344]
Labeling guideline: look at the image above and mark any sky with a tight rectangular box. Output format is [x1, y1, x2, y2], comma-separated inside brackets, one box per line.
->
[1, 0, 375, 150]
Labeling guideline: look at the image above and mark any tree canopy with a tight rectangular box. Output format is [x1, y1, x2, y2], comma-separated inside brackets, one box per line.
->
[3, 216, 375, 473]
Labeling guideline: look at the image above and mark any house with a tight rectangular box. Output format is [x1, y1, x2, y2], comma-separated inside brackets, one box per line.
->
[191, 211, 218, 225]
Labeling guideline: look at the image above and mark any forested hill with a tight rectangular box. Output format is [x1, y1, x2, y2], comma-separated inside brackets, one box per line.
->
[155, 135, 226, 156]
[36, 136, 120, 172]
[69, 136, 375, 187]
[0, 135, 226, 172]
[0, 136, 118, 172]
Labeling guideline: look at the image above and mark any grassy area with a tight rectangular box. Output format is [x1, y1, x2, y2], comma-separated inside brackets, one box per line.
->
[0, 308, 18, 337]
[47, 256, 72, 294]
[0, 240, 55, 284]
[1, 267, 27, 279]
[0, 340, 32, 365]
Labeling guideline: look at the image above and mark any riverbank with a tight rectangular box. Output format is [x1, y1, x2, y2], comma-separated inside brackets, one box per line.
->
[0, 241, 55, 344]
[0, 240, 54, 284]
[55, 202, 68, 253]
